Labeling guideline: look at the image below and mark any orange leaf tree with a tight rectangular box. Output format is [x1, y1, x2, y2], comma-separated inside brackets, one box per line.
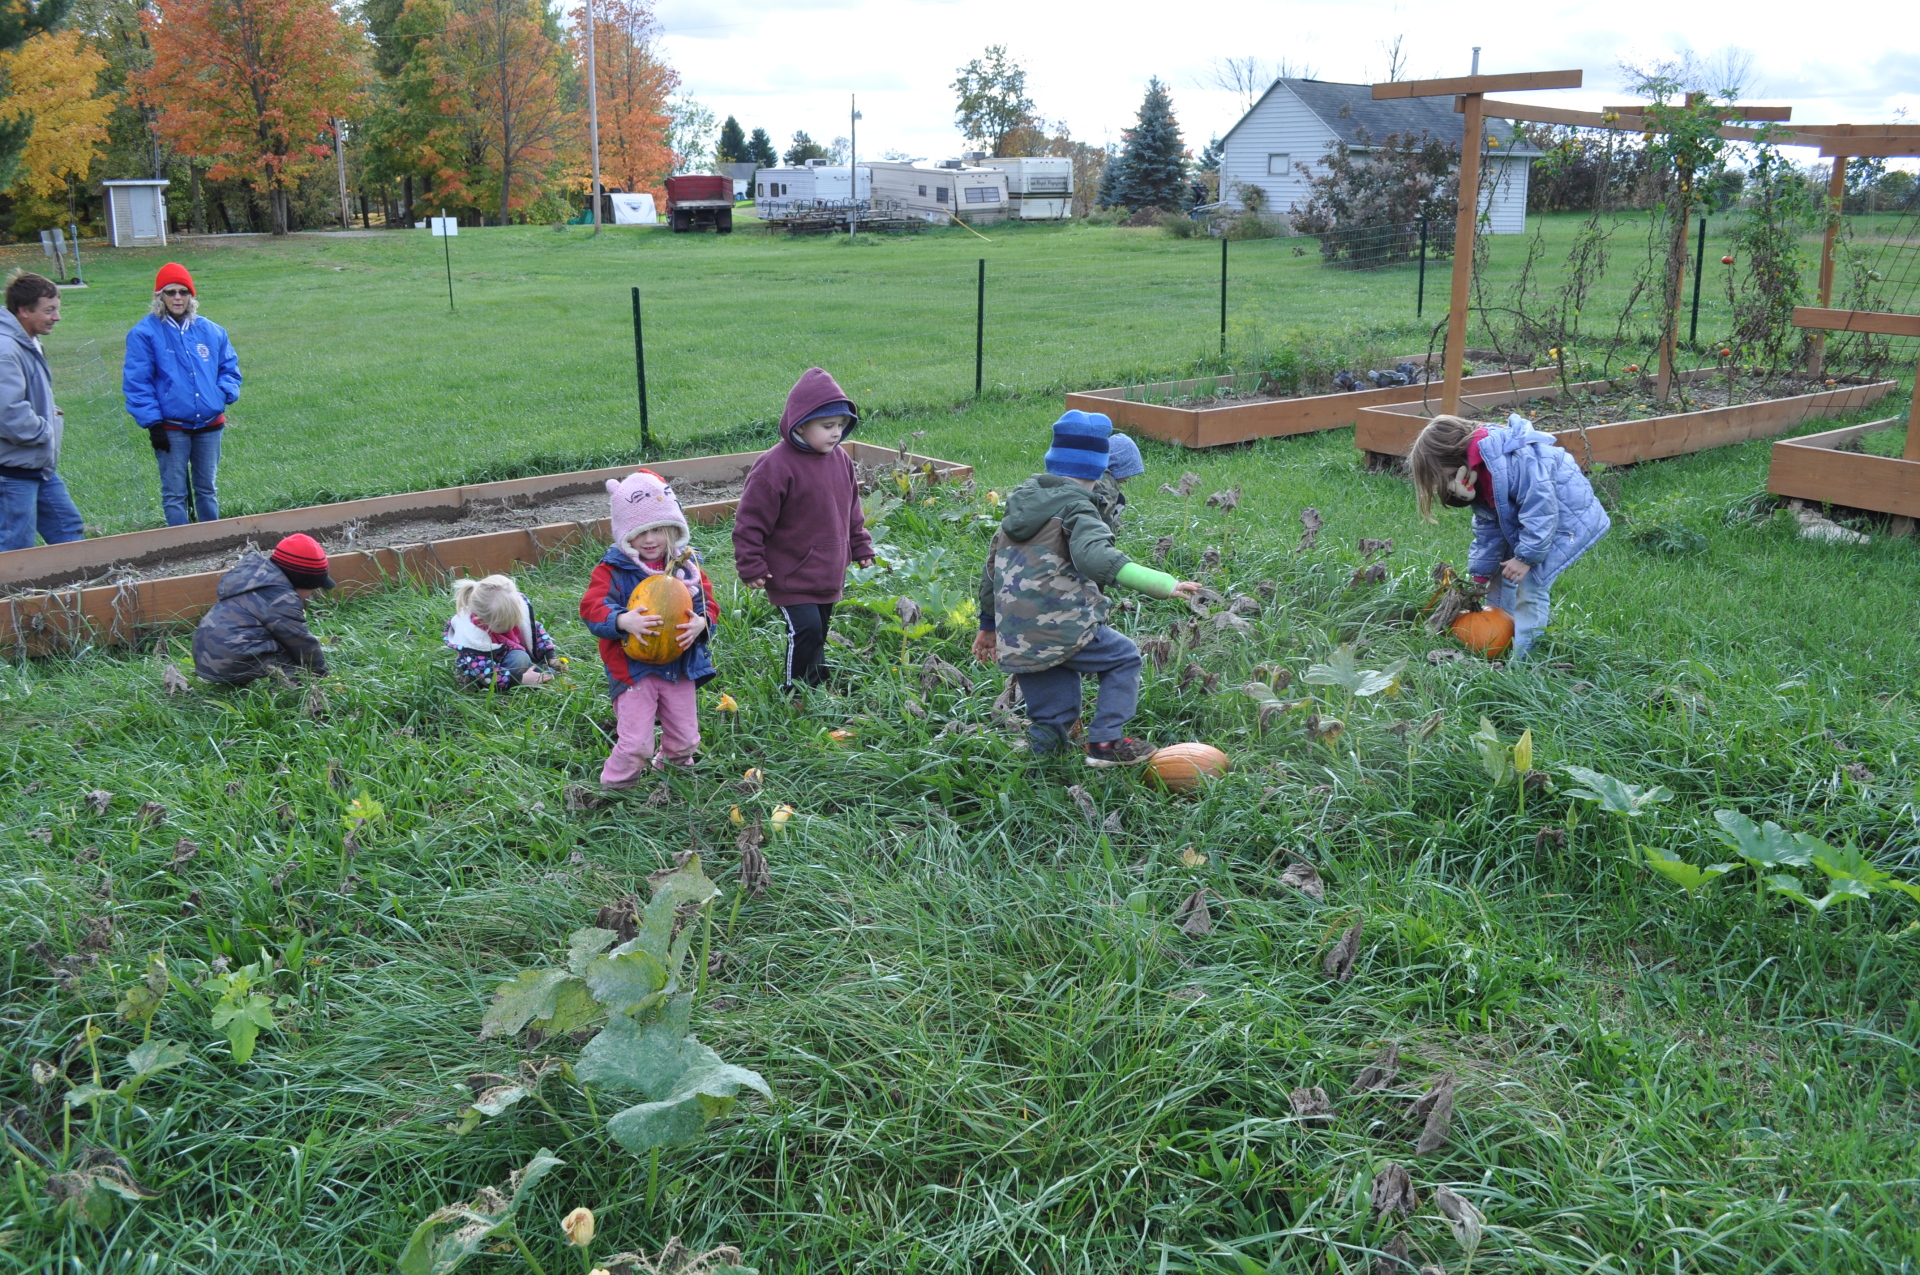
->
[427, 0, 578, 225]
[0, 29, 117, 199]
[134, 0, 367, 234]
[572, 0, 675, 197]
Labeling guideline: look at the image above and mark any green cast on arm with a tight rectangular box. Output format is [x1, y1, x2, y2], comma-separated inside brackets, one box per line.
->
[1115, 561, 1178, 599]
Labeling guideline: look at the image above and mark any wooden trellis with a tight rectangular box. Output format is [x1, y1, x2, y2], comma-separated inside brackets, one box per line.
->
[1767, 306, 1920, 518]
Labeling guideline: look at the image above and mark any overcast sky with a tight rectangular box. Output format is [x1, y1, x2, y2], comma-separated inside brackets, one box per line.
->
[648, 0, 1917, 163]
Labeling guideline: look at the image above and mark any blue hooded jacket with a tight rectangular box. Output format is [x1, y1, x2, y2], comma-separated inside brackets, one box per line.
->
[122, 312, 241, 429]
[1467, 415, 1610, 587]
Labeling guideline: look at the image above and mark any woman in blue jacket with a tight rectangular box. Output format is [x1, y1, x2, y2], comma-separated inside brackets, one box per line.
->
[1408, 413, 1610, 661]
[122, 262, 241, 525]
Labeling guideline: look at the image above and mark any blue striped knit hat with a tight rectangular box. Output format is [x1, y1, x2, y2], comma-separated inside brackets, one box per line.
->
[1043, 410, 1112, 481]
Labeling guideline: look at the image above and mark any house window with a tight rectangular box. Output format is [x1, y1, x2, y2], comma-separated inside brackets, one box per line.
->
[1267, 153, 1291, 176]
[917, 184, 927, 197]
[964, 185, 996, 204]
[935, 187, 948, 203]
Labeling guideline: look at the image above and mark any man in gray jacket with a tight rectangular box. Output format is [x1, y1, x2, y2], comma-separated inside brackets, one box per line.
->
[0, 272, 84, 552]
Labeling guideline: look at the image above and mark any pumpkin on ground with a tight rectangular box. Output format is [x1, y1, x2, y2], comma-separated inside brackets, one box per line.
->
[1450, 606, 1514, 658]
[1144, 743, 1232, 793]
[620, 573, 695, 663]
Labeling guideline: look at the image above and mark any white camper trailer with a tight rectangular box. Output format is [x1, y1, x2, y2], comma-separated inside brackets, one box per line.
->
[753, 159, 872, 216]
[866, 161, 1010, 225]
[971, 157, 1072, 219]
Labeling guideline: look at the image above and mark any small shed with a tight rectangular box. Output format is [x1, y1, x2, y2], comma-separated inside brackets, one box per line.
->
[866, 161, 1010, 225]
[1218, 79, 1537, 234]
[101, 180, 171, 247]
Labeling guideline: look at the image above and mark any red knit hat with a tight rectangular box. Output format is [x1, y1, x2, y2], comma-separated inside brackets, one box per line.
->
[270, 534, 334, 590]
[154, 263, 195, 295]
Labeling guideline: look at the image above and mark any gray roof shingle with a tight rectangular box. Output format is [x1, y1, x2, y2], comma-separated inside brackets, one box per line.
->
[1265, 79, 1540, 156]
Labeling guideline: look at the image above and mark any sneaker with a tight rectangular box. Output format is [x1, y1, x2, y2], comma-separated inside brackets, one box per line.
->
[1085, 737, 1156, 768]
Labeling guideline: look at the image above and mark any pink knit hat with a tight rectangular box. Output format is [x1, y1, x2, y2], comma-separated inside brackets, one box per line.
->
[606, 469, 689, 558]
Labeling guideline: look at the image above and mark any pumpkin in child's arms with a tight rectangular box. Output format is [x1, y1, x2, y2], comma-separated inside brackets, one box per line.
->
[621, 573, 695, 663]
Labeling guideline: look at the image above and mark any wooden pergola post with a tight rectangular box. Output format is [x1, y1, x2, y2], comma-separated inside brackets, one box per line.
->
[1809, 154, 1849, 378]
[1795, 307, 1920, 459]
[1372, 70, 1582, 414]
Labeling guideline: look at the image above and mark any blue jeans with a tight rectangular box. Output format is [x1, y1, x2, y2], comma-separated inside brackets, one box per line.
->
[1014, 625, 1142, 749]
[1488, 571, 1552, 661]
[0, 472, 86, 552]
[500, 649, 533, 679]
[156, 427, 222, 525]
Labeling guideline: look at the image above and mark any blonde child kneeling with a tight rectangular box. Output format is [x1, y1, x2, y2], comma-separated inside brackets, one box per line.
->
[581, 471, 719, 786]
[444, 574, 557, 690]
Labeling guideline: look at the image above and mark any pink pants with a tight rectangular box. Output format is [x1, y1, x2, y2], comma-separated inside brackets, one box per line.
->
[601, 676, 700, 787]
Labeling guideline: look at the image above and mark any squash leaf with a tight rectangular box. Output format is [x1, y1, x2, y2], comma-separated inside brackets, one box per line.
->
[566, 927, 620, 975]
[1303, 645, 1405, 697]
[480, 968, 579, 1040]
[585, 948, 672, 1016]
[124, 1039, 190, 1082]
[1471, 717, 1511, 786]
[1765, 874, 1873, 912]
[1808, 843, 1920, 901]
[1564, 766, 1673, 818]
[1711, 811, 1817, 869]
[578, 1008, 773, 1153]
[1641, 844, 1738, 893]
[398, 1148, 561, 1275]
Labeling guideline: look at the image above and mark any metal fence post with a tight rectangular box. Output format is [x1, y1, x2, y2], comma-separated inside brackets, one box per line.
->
[1688, 216, 1707, 347]
[631, 285, 651, 452]
[1219, 237, 1228, 357]
[974, 258, 985, 400]
[1416, 217, 1428, 318]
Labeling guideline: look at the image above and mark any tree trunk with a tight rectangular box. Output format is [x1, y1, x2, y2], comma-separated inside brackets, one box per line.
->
[403, 174, 414, 224]
[270, 186, 289, 236]
[190, 164, 206, 235]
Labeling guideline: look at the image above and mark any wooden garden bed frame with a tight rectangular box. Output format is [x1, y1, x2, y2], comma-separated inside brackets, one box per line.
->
[1353, 369, 1897, 466]
[1064, 354, 1559, 449]
[0, 442, 971, 655]
[1765, 306, 1920, 517]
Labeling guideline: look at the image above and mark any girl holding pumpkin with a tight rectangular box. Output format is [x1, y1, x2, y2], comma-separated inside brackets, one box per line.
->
[1406, 413, 1610, 662]
[581, 471, 719, 786]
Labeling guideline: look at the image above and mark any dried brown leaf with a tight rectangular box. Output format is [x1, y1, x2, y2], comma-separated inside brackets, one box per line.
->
[136, 801, 167, 827]
[1297, 507, 1324, 552]
[1355, 1041, 1400, 1092]
[304, 684, 328, 720]
[1206, 486, 1241, 511]
[1210, 610, 1252, 636]
[1288, 1085, 1331, 1123]
[161, 664, 191, 696]
[1255, 578, 1277, 600]
[86, 789, 112, 816]
[79, 915, 113, 952]
[1200, 546, 1221, 571]
[1358, 537, 1395, 558]
[1138, 637, 1174, 670]
[1323, 920, 1361, 982]
[1152, 535, 1174, 565]
[739, 844, 771, 899]
[1279, 861, 1325, 901]
[1534, 826, 1568, 852]
[1175, 888, 1215, 937]
[564, 783, 611, 812]
[1373, 1233, 1411, 1275]
[1412, 1075, 1457, 1154]
[1349, 562, 1388, 587]
[1370, 1161, 1417, 1219]
[594, 896, 640, 942]
[1102, 811, 1124, 837]
[1176, 471, 1202, 498]
[894, 595, 924, 628]
[920, 653, 975, 694]
[901, 694, 927, 718]
[168, 839, 199, 868]
[1434, 1184, 1485, 1255]
[1066, 785, 1098, 829]
[1229, 594, 1261, 617]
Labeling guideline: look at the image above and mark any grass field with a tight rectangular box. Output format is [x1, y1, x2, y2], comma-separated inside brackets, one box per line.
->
[5, 216, 1920, 1273]
[27, 210, 1917, 536]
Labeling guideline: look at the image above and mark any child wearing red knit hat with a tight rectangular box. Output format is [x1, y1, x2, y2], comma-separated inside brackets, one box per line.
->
[191, 534, 332, 685]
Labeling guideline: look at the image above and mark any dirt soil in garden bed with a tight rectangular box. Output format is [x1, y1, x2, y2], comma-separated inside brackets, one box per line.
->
[1141, 355, 1539, 409]
[8, 478, 744, 596]
[1461, 373, 1876, 429]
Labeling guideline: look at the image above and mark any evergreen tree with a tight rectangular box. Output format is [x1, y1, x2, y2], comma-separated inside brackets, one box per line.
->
[716, 114, 746, 163]
[1197, 135, 1224, 172]
[1098, 78, 1186, 211]
[782, 129, 827, 165]
[746, 126, 776, 168]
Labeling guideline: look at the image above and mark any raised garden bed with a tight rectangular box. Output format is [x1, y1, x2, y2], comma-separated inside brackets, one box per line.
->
[1768, 418, 1920, 520]
[1354, 370, 1897, 467]
[1065, 352, 1559, 449]
[0, 443, 970, 654]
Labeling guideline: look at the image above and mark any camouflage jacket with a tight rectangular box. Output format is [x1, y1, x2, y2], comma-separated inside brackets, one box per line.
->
[977, 474, 1131, 673]
[1090, 473, 1126, 532]
[191, 554, 328, 684]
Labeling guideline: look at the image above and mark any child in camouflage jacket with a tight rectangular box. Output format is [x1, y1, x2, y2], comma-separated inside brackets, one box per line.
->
[971, 411, 1199, 767]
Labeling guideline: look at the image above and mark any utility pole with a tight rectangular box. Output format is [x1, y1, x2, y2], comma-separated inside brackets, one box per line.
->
[333, 118, 352, 229]
[584, 0, 602, 235]
[849, 94, 861, 240]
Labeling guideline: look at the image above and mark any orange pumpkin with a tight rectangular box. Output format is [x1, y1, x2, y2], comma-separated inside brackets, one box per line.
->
[1144, 743, 1232, 793]
[1450, 606, 1514, 658]
[621, 573, 695, 663]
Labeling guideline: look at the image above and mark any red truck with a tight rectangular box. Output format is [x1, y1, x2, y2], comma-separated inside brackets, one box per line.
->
[664, 175, 734, 233]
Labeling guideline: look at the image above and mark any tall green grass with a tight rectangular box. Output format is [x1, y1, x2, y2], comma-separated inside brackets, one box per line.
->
[5, 411, 1920, 1272]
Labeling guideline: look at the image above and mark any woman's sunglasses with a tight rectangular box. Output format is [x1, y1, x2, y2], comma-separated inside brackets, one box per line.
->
[159, 287, 191, 297]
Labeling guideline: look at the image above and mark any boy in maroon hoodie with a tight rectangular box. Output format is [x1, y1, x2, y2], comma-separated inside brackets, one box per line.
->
[732, 367, 874, 689]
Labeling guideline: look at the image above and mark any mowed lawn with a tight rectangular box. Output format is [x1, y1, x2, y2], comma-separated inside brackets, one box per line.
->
[30, 210, 1911, 535]
[5, 212, 1920, 1273]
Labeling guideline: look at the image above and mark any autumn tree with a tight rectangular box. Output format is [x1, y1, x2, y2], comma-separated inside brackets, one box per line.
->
[573, 0, 672, 195]
[0, 0, 77, 188]
[0, 29, 115, 206]
[135, 0, 365, 234]
[952, 44, 1035, 157]
[430, 0, 578, 223]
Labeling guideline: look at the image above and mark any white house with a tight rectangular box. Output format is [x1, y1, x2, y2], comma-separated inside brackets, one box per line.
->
[970, 157, 1072, 219]
[1218, 79, 1537, 234]
[867, 160, 1010, 225]
[752, 160, 872, 215]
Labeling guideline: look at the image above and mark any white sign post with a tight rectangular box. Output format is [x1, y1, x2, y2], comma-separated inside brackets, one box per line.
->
[430, 213, 457, 310]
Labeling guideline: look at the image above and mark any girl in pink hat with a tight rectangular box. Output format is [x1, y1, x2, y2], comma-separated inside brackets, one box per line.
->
[579, 470, 720, 786]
